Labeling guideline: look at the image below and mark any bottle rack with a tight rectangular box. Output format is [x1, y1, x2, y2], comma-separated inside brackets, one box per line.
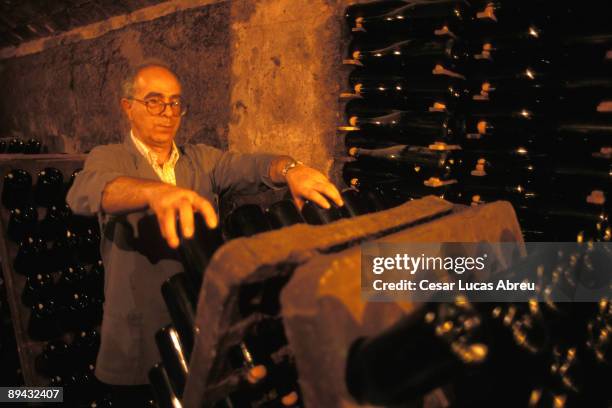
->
[0, 154, 105, 405]
[152, 191, 389, 407]
[179, 197, 531, 407]
[339, 0, 611, 243]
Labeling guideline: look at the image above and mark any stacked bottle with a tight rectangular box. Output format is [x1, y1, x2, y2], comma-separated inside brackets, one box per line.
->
[340, 0, 611, 243]
[0, 166, 106, 405]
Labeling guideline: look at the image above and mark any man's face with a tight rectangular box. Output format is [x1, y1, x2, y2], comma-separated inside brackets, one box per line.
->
[121, 66, 183, 149]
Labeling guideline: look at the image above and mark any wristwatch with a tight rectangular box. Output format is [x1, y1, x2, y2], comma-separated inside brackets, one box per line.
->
[281, 159, 303, 177]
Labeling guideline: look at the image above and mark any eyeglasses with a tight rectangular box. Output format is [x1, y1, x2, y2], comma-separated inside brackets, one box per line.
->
[130, 97, 187, 117]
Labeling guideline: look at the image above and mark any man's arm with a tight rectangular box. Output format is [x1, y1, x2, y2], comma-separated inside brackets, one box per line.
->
[201, 145, 343, 209]
[268, 156, 344, 210]
[66, 146, 217, 249]
[100, 177, 217, 248]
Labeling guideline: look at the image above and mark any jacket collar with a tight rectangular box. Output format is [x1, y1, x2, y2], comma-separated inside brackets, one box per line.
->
[122, 132, 193, 189]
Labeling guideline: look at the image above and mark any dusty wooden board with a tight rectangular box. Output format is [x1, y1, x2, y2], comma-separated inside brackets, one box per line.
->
[280, 201, 524, 407]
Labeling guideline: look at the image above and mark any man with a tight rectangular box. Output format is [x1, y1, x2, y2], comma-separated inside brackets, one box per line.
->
[66, 62, 343, 403]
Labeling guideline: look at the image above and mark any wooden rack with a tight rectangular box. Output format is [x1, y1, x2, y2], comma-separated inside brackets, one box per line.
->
[0, 153, 87, 385]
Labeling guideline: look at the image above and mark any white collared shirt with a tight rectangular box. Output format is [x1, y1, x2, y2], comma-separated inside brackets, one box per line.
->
[130, 130, 180, 185]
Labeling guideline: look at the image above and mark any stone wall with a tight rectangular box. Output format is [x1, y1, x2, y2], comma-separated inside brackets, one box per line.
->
[0, 0, 357, 179]
[0, 1, 232, 154]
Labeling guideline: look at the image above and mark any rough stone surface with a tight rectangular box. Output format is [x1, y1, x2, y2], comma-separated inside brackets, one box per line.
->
[0, 0, 360, 182]
[227, 0, 349, 173]
[0, 2, 231, 153]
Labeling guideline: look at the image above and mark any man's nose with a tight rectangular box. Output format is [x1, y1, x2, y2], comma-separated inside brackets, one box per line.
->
[161, 103, 174, 118]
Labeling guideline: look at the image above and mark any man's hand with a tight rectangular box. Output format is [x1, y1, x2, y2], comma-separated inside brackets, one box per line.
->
[284, 164, 344, 210]
[145, 184, 218, 248]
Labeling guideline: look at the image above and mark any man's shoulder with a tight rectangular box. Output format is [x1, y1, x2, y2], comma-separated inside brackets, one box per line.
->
[181, 142, 224, 163]
[85, 143, 133, 166]
[181, 142, 222, 154]
[88, 143, 130, 157]
[89, 142, 124, 152]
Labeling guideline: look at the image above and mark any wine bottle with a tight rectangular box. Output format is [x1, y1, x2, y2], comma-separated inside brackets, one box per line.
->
[344, 97, 404, 119]
[224, 204, 271, 240]
[34, 167, 64, 208]
[7, 138, 24, 153]
[14, 235, 47, 276]
[51, 228, 79, 270]
[348, 144, 466, 182]
[544, 203, 610, 243]
[469, 26, 547, 66]
[35, 340, 70, 377]
[345, 110, 465, 146]
[340, 189, 372, 218]
[469, 63, 554, 103]
[156, 325, 189, 397]
[77, 227, 101, 264]
[177, 213, 224, 289]
[21, 272, 54, 307]
[23, 138, 42, 154]
[346, 72, 469, 112]
[226, 320, 302, 408]
[58, 264, 88, 298]
[353, 1, 474, 39]
[346, 301, 488, 405]
[470, 1, 558, 31]
[344, 130, 399, 150]
[66, 168, 82, 189]
[461, 102, 548, 148]
[550, 161, 611, 197]
[28, 299, 62, 341]
[558, 76, 612, 114]
[342, 160, 405, 186]
[7, 206, 38, 242]
[342, 187, 388, 215]
[349, 38, 469, 75]
[344, 0, 409, 28]
[69, 214, 99, 236]
[148, 363, 182, 408]
[60, 291, 101, 331]
[266, 200, 304, 229]
[162, 273, 197, 359]
[558, 33, 612, 69]
[40, 203, 72, 242]
[86, 259, 105, 302]
[554, 114, 612, 158]
[301, 201, 344, 225]
[71, 328, 101, 368]
[0, 139, 6, 153]
[64, 368, 100, 405]
[2, 169, 32, 209]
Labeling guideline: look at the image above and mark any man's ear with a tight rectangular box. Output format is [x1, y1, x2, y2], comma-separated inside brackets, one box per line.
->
[120, 98, 132, 119]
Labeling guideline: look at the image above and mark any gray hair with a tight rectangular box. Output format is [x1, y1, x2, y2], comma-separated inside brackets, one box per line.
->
[121, 59, 179, 99]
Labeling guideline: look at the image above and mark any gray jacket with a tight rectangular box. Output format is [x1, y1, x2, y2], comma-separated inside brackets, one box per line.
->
[66, 135, 278, 385]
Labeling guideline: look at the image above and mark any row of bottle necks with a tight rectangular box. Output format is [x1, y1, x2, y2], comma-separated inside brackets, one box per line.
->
[0, 137, 45, 154]
[344, 0, 611, 41]
[342, 0, 612, 91]
[2, 167, 81, 210]
[340, 107, 612, 156]
[342, 158, 610, 242]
